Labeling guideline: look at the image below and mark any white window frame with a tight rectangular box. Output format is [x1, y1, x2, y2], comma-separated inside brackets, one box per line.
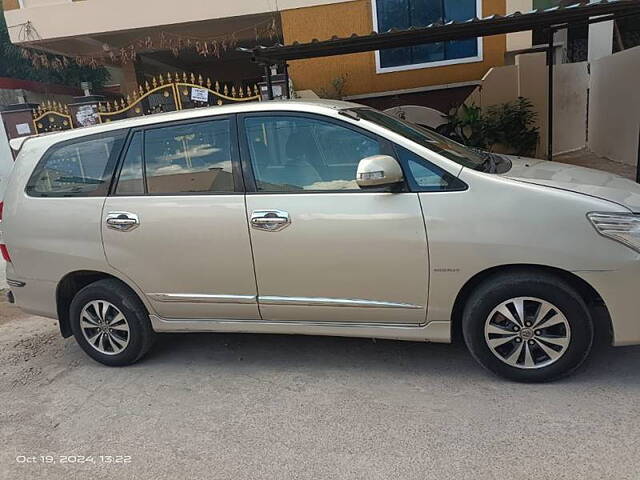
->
[371, 0, 484, 74]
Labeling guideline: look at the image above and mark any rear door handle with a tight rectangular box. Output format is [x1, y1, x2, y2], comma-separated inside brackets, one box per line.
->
[106, 211, 140, 232]
[250, 210, 290, 232]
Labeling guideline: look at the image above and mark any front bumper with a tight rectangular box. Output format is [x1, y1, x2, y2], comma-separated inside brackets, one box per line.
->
[576, 265, 640, 346]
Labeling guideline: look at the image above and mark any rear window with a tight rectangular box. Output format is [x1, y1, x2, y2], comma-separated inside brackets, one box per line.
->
[26, 131, 126, 197]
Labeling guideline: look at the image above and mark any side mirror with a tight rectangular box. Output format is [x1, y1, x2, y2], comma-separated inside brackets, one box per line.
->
[356, 155, 404, 189]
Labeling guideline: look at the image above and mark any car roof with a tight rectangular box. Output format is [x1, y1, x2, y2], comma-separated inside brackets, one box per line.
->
[23, 99, 366, 148]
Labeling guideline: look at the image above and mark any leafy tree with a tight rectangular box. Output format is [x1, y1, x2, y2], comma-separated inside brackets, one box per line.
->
[0, 1, 110, 88]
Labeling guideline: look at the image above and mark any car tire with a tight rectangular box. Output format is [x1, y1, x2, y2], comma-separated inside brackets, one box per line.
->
[462, 271, 593, 382]
[70, 279, 155, 366]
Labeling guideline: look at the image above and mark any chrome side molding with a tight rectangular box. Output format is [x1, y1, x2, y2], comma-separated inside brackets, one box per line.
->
[259, 296, 422, 309]
[148, 293, 422, 309]
[149, 293, 256, 304]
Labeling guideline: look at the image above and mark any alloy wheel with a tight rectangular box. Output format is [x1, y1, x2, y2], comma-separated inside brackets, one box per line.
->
[484, 296, 571, 369]
[80, 300, 130, 355]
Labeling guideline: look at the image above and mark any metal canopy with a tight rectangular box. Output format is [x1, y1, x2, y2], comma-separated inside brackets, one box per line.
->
[240, 0, 640, 63]
[240, 0, 640, 161]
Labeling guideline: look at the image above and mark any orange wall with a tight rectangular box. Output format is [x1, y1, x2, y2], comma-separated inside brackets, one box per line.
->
[2, 0, 20, 10]
[281, 0, 507, 97]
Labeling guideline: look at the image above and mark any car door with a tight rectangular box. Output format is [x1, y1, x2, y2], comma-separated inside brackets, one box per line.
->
[239, 112, 429, 324]
[102, 116, 260, 320]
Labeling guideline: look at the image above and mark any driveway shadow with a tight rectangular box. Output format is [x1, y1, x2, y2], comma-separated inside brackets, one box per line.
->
[143, 330, 640, 386]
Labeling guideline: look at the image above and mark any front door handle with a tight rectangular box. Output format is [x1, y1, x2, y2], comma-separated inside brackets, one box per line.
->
[106, 211, 140, 232]
[250, 210, 290, 232]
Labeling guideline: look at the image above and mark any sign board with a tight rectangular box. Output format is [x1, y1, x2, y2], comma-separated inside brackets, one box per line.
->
[260, 83, 285, 100]
[190, 88, 209, 103]
[75, 105, 99, 127]
[15, 123, 31, 135]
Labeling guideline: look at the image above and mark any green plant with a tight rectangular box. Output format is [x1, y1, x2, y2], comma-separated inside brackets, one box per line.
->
[484, 97, 539, 156]
[436, 97, 540, 156]
[436, 103, 487, 149]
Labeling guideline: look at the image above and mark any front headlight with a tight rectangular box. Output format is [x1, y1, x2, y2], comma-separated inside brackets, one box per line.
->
[587, 212, 640, 253]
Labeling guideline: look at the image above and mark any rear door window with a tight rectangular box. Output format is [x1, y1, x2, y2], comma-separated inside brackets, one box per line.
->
[143, 119, 235, 195]
[26, 131, 126, 197]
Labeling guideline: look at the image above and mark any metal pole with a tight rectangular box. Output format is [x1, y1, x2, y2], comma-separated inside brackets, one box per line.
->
[283, 62, 290, 99]
[547, 27, 555, 161]
[264, 64, 274, 100]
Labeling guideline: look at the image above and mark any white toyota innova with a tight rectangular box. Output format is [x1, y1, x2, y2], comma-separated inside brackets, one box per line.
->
[3, 100, 640, 382]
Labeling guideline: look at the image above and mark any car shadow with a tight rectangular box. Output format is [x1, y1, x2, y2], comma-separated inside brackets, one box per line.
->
[142, 330, 640, 386]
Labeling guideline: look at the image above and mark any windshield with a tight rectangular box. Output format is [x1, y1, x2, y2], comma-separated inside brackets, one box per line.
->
[348, 108, 487, 170]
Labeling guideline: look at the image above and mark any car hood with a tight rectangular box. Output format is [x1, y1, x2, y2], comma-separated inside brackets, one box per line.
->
[500, 155, 640, 212]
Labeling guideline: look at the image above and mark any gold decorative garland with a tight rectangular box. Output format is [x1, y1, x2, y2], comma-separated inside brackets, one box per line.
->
[32, 101, 73, 132]
[98, 72, 260, 119]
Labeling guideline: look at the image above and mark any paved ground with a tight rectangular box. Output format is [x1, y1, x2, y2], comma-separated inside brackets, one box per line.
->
[1, 148, 638, 480]
[554, 148, 637, 180]
[0, 300, 639, 480]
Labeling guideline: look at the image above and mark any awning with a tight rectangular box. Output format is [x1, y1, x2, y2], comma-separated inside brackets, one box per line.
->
[239, 0, 640, 64]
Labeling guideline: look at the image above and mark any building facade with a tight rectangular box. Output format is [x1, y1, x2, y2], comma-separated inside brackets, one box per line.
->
[3, 0, 517, 111]
[282, 0, 506, 110]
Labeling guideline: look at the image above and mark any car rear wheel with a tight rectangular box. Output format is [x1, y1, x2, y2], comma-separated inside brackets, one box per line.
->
[462, 272, 594, 382]
[70, 279, 155, 366]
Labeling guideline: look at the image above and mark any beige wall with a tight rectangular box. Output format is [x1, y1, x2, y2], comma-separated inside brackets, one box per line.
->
[516, 53, 548, 156]
[282, 0, 507, 98]
[467, 52, 589, 158]
[552, 61, 588, 154]
[588, 46, 640, 166]
[4, 0, 354, 42]
[505, 0, 532, 51]
[472, 64, 519, 108]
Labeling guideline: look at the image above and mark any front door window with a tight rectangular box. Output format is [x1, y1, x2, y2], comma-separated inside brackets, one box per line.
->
[244, 116, 380, 192]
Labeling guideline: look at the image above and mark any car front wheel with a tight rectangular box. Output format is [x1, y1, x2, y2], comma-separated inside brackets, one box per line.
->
[462, 272, 594, 382]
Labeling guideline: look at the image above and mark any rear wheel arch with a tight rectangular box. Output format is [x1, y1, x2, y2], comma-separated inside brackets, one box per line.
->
[450, 264, 612, 345]
[56, 271, 148, 338]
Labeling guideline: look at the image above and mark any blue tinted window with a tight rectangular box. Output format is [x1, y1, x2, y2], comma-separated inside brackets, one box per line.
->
[376, 0, 479, 69]
[116, 132, 144, 195]
[26, 131, 125, 197]
[396, 145, 463, 191]
[144, 120, 234, 194]
[244, 116, 380, 192]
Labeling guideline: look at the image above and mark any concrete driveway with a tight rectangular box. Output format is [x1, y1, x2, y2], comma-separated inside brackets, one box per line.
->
[1, 300, 639, 480]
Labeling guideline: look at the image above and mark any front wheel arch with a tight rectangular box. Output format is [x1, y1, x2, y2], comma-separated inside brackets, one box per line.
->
[450, 264, 613, 346]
